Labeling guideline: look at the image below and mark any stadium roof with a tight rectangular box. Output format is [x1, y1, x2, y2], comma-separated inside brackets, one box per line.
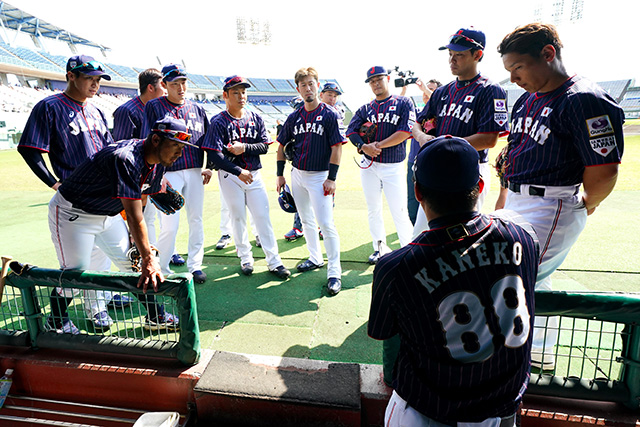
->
[0, 1, 110, 51]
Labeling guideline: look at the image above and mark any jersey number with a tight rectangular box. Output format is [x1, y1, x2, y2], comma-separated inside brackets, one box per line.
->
[437, 275, 530, 363]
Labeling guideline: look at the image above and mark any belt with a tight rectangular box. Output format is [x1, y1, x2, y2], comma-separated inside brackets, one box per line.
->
[508, 182, 580, 198]
[508, 182, 546, 196]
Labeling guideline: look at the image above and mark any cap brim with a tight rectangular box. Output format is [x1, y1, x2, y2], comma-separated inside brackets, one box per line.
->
[224, 82, 251, 91]
[439, 44, 472, 52]
[167, 137, 200, 148]
[82, 70, 112, 80]
[164, 75, 188, 82]
[322, 88, 342, 95]
[365, 73, 387, 83]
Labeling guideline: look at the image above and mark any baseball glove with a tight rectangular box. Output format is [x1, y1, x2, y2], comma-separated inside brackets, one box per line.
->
[149, 185, 184, 215]
[421, 118, 437, 136]
[284, 139, 295, 161]
[126, 243, 159, 273]
[359, 122, 377, 144]
[494, 144, 511, 188]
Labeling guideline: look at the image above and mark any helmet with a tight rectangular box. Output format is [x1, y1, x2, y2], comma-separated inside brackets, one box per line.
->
[278, 184, 297, 213]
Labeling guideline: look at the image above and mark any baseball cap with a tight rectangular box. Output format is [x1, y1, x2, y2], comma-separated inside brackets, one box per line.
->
[414, 135, 479, 192]
[223, 75, 251, 91]
[365, 66, 388, 83]
[161, 63, 188, 82]
[321, 82, 342, 95]
[439, 28, 486, 52]
[66, 55, 111, 80]
[151, 117, 199, 148]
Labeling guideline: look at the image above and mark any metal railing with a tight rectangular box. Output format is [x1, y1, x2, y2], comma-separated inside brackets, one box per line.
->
[0, 262, 200, 365]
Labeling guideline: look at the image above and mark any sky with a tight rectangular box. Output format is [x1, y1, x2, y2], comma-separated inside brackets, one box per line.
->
[4, 0, 639, 108]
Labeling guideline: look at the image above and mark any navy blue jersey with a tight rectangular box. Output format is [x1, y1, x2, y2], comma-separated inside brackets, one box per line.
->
[277, 103, 344, 171]
[202, 110, 271, 171]
[326, 102, 347, 139]
[112, 96, 145, 140]
[505, 75, 624, 186]
[142, 97, 208, 171]
[347, 95, 416, 163]
[417, 74, 508, 163]
[59, 139, 164, 216]
[19, 93, 113, 181]
[368, 212, 538, 423]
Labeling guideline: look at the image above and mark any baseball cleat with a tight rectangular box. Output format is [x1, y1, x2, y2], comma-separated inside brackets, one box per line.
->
[107, 293, 133, 309]
[216, 234, 232, 250]
[284, 228, 304, 241]
[327, 277, 341, 296]
[255, 235, 262, 248]
[92, 311, 113, 331]
[296, 259, 324, 272]
[170, 253, 185, 266]
[192, 270, 207, 284]
[270, 265, 291, 280]
[145, 311, 179, 331]
[45, 316, 80, 335]
[368, 251, 381, 265]
[241, 263, 254, 276]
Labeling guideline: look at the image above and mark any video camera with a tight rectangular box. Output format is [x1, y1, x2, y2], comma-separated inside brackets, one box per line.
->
[393, 66, 418, 88]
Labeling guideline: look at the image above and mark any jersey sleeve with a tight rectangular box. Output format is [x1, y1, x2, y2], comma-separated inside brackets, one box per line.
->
[277, 113, 294, 145]
[325, 108, 345, 146]
[201, 115, 227, 152]
[114, 154, 143, 200]
[141, 101, 158, 137]
[18, 100, 53, 152]
[396, 97, 416, 134]
[112, 106, 136, 141]
[346, 105, 367, 137]
[368, 256, 399, 340]
[475, 84, 509, 134]
[256, 114, 271, 144]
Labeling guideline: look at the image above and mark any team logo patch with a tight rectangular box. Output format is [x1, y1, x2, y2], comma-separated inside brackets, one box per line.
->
[69, 111, 75, 118]
[494, 99, 507, 112]
[586, 115, 614, 137]
[390, 106, 397, 111]
[494, 113, 508, 126]
[142, 183, 151, 191]
[590, 135, 617, 157]
[409, 111, 416, 121]
[316, 116, 323, 121]
[464, 95, 475, 103]
[542, 107, 553, 117]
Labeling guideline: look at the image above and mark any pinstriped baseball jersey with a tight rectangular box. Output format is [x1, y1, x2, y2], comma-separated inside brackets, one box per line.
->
[417, 74, 508, 163]
[18, 93, 113, 181]
[277, 103, 344, 171]
[202, 110, 270, 171]
[505, 75, 624, 186]
[142, 97, 208, 171]
[112, 96, 145, 140]
[346, 94, 416, 163]
[59, 139, 164, 216]
[368, 212, 538, 423]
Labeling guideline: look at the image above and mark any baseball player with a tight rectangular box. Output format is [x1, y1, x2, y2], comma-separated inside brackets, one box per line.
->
[112, 68, 167, 255]
[346, 66, 415, 265]
[276, 67, 344, 295]
[202, 75, 290, 279]
[142, 64, 210, 284]
[46, 117, 187, 333]
[369, 136, 539, 426]
[497, 23, 624, 370]
[17, 54, 131, 331]
[411, 28, 509, 238]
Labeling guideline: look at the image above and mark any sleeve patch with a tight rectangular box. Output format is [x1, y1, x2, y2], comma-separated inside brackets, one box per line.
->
[494, 113, 508, 126]
[586, 115, 614, 137]
[590, 135, 617, 157]
[494, 99, 507, 112]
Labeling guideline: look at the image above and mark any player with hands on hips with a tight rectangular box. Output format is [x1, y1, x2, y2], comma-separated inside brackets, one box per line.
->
[46, 117, 191, 334]
[202, 75, 290, 279]
[496, 23, 624, 370]
[369, 135, 539, 427]
[276, 67, 344, 295]
[346, 66, 415, 265]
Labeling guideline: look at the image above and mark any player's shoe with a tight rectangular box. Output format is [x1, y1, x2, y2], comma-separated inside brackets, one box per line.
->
[296, 259, 324, 272]
[170, 253, 186, 266]
[92, 311, 113, 331]
[145, 311, 179, 331]
[107, 294, 133, 309]
[192, 270, 207, 284]
[368, 251, 381, 265]
[327, 278, 341, 296]
[270, 265, 291, 280]
[319, 229, 324, 240]
[285, 228, 304, 241]
[216, 234, 232, 250]
[241, 263, 254, 276]
[531, 352, 556, 371]
[45, 316, 80, 335]
[255, 235, 262, 248]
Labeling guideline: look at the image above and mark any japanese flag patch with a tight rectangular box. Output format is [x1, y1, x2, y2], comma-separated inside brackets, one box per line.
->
[494, 113, 508, 126]
[464, 95, 475, 103]
[586, 115, 614, 137]
[390, 106, 397, 111]
[590, 135, 617, 157]
[316, 115, 323, 121]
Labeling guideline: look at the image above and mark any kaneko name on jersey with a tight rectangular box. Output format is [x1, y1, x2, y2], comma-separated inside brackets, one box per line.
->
[414, 240, 525, 293]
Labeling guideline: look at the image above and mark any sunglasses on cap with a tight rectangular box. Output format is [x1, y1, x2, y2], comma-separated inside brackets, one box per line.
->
[70, 60, 106, 72]
[225, 76, 244, 85]
[152, 129, 192, 142]
[163, 68, 187, 79]
[449, 33, 484, 50]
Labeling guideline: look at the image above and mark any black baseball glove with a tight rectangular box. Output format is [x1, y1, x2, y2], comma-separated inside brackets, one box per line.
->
[149, 184, 184, 215]
[359, 122, 377, 144]
[126, 243, 159, 273]
[284, 139, 295, 161]
[494, 144, 511, 188]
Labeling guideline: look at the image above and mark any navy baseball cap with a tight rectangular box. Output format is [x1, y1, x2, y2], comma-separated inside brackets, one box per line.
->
[414, 135, 479, 192]
[161, 63, 188, 82]
[365, 66, 388, 83]
[439, 28, 486, 51]
[66, 55, 111, 80]
[223, 75, 251, 91]
[321, 82, 342, 95]
[151, 117, 199, 148]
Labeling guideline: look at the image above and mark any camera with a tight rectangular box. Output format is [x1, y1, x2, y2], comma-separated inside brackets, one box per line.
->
[393, 66, 418, 88]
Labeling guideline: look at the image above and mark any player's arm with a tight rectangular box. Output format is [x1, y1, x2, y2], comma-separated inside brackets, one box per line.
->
[464, 132, 500, 151]
[17, 146, 60, 190]
[375, 131, 411, 149]
[276, 143, 287, 192]
[495, 186, 508, 210]
[581, 163, 618, 215]
[412, 120, 436, 147]
[323, 143, 342, 196]
[121, 198, 163, 292]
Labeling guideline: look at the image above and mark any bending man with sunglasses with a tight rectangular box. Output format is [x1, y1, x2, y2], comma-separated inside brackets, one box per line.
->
[143, 64, 210, 284]
[411, 28, 509, 237]
[18, 55, 131, 333]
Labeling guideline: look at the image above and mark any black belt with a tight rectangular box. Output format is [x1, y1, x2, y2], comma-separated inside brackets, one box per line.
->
[508, 182, 545, 197]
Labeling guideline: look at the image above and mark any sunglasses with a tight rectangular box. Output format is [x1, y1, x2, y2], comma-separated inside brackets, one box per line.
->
[449, 34, 484, 50]
[70, 60, 105, 72]
[153, 129, 192, 142]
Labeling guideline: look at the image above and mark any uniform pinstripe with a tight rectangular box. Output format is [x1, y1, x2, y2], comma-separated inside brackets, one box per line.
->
[112, 96, 145, 140]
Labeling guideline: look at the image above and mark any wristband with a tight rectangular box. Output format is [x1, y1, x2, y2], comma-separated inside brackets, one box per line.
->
[328, 163, 339, 181]
[276, 160, 286, 177]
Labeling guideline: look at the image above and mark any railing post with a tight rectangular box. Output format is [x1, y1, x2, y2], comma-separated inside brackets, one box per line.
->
[619, 324, 640, 410]
[19, 285, 43, 349]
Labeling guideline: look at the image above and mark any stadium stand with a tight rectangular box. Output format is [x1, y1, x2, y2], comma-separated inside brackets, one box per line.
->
[248, 77, 276, 93]
[597, 79, 631, 103]
[189, 73, 217, 90]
